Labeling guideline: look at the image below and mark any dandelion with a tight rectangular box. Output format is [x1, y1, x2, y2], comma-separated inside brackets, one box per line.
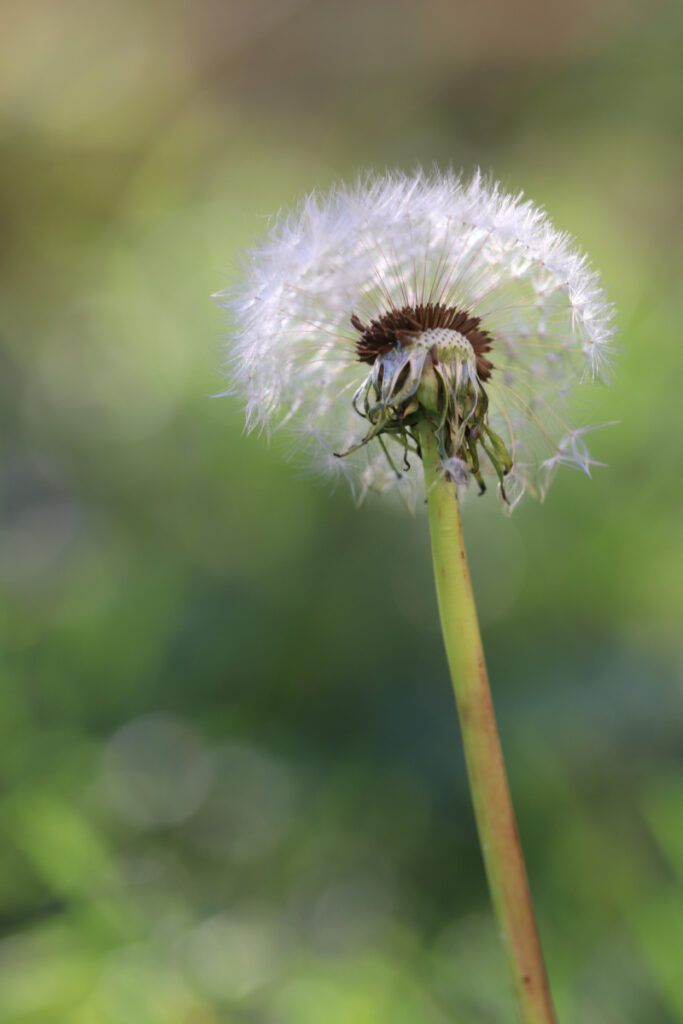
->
[217, 169, 616, 1024]
[220, 169, 614, 513]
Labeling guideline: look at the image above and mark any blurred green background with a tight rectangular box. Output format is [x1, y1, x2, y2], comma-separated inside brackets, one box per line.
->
[1, 1, 682, 1021]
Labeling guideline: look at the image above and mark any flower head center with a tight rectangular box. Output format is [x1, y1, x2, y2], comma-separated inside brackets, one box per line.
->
[415, 327, 476, 367]
[351, 302, 494, 382]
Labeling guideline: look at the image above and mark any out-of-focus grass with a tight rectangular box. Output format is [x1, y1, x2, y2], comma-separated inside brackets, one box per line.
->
[0, 1, 682, 1021]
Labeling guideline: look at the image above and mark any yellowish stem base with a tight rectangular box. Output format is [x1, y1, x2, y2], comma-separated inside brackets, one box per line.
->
[419, 419, 557, 1024]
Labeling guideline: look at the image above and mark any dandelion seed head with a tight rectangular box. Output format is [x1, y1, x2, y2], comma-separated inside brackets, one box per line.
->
[218, 169, 615, 510]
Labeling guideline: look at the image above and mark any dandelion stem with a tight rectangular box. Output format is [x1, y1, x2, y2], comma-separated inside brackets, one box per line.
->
[419, 419, 557, 1024]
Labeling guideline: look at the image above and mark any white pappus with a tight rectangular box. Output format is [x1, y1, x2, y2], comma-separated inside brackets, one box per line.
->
[217, 169, 615, 513]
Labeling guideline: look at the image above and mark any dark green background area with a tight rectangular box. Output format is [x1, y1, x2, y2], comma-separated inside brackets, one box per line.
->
[1, 1, 681, 1020]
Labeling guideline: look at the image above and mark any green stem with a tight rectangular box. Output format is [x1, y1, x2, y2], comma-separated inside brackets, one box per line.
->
[419, 419, 557, 1024]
